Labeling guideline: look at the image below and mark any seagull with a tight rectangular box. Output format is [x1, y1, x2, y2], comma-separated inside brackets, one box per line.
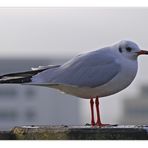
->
[0, 40, 147, 127]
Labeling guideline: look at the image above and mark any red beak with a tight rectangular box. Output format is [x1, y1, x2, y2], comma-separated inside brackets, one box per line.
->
[137, 50, 148, 56]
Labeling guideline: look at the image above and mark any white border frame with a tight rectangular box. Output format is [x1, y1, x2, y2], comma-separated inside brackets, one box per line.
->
[0, 0, 147, 7]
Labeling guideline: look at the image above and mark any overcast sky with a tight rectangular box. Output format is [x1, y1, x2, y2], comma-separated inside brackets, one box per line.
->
[0, 8, 148, 58]
[1, 7, 148, 123]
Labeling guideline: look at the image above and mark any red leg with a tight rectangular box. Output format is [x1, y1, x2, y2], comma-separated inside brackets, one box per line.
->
[95, 96, 109, 127]
[90, 98, 95, 126]
[95, 96, 102, 126]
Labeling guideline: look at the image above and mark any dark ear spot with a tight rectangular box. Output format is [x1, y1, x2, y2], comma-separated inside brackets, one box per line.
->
[119, 46, 122, 53]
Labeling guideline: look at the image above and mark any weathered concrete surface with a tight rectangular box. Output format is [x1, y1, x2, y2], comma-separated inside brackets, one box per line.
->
[1, 125, 148, 140]
[0, 131, 15, 140]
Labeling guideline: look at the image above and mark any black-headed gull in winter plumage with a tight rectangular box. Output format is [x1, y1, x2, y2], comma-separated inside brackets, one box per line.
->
[0, 40, 147, 126]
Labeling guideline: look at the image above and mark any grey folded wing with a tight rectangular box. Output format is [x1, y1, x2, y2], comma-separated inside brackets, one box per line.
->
[37, 48, 121, 88]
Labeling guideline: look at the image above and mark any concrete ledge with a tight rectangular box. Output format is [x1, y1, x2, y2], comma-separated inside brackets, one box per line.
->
[1, 125, 148, 140]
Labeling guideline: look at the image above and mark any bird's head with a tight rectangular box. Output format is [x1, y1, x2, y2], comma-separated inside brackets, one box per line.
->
[114, 40, 148, 60]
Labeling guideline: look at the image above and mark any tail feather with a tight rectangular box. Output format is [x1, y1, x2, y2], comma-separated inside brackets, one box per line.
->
[0, 69, 47, 84]
[0, 65, 60, 84]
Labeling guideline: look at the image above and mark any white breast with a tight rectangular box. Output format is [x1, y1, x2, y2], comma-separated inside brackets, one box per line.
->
[93, 58, 138, 97]
[51, 58, 138, 99]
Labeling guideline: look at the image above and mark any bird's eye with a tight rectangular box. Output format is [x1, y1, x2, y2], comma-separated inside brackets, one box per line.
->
[126, 47, 132, 52]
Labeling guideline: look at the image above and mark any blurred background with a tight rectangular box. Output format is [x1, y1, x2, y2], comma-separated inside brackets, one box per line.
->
[0, 8, 148, 130]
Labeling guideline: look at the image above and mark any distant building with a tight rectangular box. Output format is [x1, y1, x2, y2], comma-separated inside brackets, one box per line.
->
[0, 58, 80, 130]
[120, 85, 148, 125]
